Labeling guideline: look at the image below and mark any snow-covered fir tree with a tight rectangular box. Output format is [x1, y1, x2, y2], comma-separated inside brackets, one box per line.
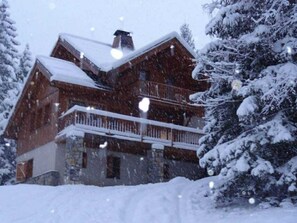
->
[180, 23, 196, 50]
[0, 0, 20, 131]
[16, 44, 33, 83]
[192, 0, 297, 205]
[0, 136, 15, 185]
[0, 0, 19, 185]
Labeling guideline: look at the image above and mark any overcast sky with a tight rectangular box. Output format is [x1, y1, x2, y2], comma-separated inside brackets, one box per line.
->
[10, 0, 212, 57]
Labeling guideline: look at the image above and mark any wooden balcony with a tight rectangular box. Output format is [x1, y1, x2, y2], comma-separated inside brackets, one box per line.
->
[58, 106, 203, 150]
[135, 81, 195, 104]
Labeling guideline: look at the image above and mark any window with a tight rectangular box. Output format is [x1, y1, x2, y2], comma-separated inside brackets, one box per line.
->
[68, 100, 86, 109]
[36, 108, 43, 129]
[82, 152, 88, 168]
[139, 70, 150, 81]
[166, 77, 174, 100]
[30, 112, 36, 132]
[106, 156, 121, 179]
[43, 103, 51, 125]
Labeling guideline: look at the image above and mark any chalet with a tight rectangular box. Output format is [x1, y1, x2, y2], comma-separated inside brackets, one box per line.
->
[4, 30, 208, 186]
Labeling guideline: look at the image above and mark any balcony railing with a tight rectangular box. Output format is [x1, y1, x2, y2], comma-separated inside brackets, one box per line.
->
[135, 81, 195, 104]
[58, 106, 203, 150]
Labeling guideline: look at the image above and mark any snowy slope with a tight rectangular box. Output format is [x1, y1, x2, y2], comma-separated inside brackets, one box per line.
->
[0, 177, 296, 223]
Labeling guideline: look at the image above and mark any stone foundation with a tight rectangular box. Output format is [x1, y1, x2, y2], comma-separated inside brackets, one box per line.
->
[148, 144, 164, 183]
[26, 171, 60, 186]
[64, 135, 84, 184]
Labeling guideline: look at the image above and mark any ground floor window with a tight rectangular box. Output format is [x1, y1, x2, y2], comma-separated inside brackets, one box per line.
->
[106, 156, 121, 179]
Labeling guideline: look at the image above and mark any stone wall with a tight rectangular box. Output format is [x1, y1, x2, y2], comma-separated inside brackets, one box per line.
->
[64, 135, 84, 184]
[147, 144, 165, 183]
[26, 171, 60, 186]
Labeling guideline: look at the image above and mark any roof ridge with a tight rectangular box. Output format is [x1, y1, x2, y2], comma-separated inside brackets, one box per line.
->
[59, 33, 112, 47]
[36, 55, 78, 65]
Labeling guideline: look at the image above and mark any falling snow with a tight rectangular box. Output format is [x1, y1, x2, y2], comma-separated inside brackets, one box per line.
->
[287, 46, 292, 55]
[249, 198, 256, 205]
[110, 48, 124, 60]
[99, 141, 108, 149]
[48, 2, 56, 10]
[138, 97, 150, 112]
[207, 169, 214, 176]
[231, 79, 242, 90]
[208, 181, 214, 189]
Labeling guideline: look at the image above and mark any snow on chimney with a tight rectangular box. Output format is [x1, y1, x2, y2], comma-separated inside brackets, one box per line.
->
[112, 30, 134, 51]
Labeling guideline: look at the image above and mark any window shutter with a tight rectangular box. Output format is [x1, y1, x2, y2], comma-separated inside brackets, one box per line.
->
[16, 159, 33, 182]
[16, 163, 27, 182]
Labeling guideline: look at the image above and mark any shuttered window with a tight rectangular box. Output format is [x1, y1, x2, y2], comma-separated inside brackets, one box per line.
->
[16, 163, 26, 182]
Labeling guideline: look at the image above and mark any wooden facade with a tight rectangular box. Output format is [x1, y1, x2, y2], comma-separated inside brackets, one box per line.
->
[5, 30, 207, 185]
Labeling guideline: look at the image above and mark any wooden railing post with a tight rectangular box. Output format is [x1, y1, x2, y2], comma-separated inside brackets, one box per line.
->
[74, 111, 77, 125]
[170, 124, 174, 146]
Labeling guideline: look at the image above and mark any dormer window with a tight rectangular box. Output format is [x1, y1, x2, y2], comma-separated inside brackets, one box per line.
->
[139, 70, 150, 81]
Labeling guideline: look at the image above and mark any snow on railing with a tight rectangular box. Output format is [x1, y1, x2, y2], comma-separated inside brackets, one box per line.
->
[59, 106, 203, 149]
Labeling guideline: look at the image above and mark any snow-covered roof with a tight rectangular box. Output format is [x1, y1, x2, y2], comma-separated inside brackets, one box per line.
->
[59, 31, 196, 73]
[36, 56, 98, 89]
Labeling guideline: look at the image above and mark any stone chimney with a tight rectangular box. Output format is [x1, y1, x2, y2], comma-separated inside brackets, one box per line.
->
[112, 30, 134, 51]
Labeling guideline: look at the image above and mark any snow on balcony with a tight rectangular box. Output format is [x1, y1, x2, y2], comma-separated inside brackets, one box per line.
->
[57, 106, 203, 151]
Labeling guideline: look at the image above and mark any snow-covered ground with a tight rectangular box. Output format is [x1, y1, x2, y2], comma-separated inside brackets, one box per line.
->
[0, 177, 296, 223]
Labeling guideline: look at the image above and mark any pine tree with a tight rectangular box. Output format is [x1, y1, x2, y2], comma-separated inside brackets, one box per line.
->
[180, 23, 196, 50]
[0, 0, 19, 185]
[193, 0, 297, 205]
[0, 0, 20, 131]
[16, 44, 33, 83]
[0, 136, 15, 185]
